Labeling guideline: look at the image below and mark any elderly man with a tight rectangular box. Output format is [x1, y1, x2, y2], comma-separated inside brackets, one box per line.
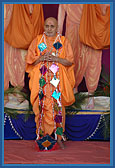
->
[25, 17, 75, 150]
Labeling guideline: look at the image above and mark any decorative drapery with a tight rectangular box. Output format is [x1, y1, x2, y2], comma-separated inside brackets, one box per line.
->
[65, 113, 110, 141]
[4, 113, 110, 141]
[4, 4, 44, 90]
[4, 4, 44, 49]
[58, 4, 102, 90]
[79, 4, 110, 49]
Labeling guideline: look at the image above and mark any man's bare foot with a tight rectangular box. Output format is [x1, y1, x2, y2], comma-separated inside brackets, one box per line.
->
[62, 134, 67, 141]
[57, 139, 65, 149]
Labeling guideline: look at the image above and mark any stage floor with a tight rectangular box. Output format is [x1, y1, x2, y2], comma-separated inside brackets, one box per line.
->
[4, 140, 110, 164]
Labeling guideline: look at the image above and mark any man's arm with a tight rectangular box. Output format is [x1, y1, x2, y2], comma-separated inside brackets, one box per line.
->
[31, 37, 74, 67]
[48, 37, 74, 66]
[32, 53, 47, 66]
[32, 52, 73, 67]
[48, 55, 73, 66]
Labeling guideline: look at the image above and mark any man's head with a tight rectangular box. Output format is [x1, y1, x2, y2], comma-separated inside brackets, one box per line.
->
[44, 17, 58, 37]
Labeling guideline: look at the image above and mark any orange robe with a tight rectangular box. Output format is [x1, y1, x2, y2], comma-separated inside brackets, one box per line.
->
[58, 4, 110, 92]
[26, 34, 75, 136]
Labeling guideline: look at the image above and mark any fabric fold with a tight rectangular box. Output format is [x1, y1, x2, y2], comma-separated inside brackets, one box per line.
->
[4, 4, 44, 49]
[79, 4, 110, 49]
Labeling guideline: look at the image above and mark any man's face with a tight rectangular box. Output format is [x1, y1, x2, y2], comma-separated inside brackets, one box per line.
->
[44, 19, 57, 37]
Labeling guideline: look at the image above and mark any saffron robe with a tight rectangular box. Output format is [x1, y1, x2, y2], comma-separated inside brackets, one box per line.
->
[26, 34, 75, 135]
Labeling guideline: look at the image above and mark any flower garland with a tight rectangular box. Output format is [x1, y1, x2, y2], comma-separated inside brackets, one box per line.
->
[36, 33, 63, 141]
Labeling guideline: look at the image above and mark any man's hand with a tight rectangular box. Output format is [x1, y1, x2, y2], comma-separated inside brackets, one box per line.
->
[40, 52, 57, 62]
[47, 54, 57, 62]
[33, 51, 72, 67]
